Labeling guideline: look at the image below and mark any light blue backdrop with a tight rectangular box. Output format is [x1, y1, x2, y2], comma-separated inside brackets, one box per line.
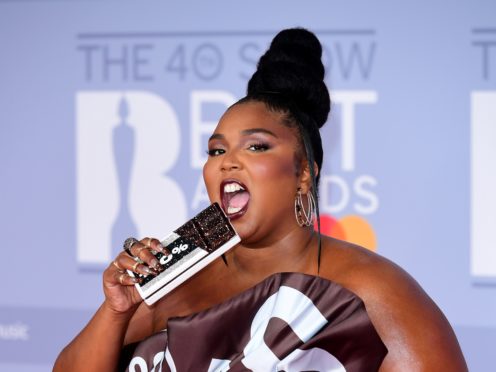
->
[0, 1, 495, 371]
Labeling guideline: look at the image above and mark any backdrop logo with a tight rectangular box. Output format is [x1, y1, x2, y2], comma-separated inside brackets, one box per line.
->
[470, 91, 496, 280]
[75, 29, 379, 261]
[318, 91, 379, 251]
[76, 91, 188, 266]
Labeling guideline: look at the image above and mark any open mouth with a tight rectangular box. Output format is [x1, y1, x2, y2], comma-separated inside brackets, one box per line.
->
[220, 179, 250, 220]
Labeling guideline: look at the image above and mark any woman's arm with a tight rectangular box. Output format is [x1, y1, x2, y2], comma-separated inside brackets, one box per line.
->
[350, 253, 467, 371]
[322, 240, 467, 371]
[53, 238, 165, 371]
[53, 301, 138, 372]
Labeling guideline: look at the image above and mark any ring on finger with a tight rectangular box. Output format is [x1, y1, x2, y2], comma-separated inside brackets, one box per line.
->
[112, 260, 123, 271]
[132, 261, 140, 272]
[123, 237, 139, 256]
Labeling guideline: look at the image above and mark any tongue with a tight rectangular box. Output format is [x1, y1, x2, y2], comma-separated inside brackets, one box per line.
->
[229, 191, 250, 209]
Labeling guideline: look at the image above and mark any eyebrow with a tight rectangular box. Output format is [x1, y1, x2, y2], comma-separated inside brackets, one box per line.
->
[208, 128, 278, 142]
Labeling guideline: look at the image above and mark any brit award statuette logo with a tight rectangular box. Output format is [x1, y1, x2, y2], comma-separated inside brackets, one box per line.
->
[75, 91, 188, 267]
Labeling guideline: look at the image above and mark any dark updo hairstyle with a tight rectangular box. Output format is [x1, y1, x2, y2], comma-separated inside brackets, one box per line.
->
[237, 27, 331, 269]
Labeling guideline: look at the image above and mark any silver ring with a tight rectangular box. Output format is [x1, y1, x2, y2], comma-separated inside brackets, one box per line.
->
[123, 237, 139, 256]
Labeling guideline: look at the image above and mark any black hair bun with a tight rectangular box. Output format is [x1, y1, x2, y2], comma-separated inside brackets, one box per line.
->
[247, 28, 330, 128]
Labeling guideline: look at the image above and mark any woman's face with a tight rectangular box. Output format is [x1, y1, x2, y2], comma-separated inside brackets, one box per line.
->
[203, 101, 304, 246]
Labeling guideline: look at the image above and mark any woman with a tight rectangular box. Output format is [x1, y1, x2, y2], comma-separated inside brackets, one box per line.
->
[54, 28, 467, 371]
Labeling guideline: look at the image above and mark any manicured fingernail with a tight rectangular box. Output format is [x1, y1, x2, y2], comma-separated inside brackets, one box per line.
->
[131, 277, 140, 283]
[157, 243, 166, 253]
[142, 266, 152, 274]
[150, 258, 160, 269]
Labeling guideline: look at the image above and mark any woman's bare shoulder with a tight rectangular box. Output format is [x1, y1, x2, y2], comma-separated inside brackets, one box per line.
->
[319, 237, 467, 371]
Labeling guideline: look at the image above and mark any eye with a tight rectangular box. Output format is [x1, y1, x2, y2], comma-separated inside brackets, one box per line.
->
[206, 148, 225, 157]
[248, 143, 270, 152]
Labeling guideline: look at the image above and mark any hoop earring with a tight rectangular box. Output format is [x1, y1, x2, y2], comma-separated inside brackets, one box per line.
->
[294, 189, 316, 227]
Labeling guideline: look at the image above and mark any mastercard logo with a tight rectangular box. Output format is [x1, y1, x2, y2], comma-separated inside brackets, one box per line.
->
[315, 214, 377, 252]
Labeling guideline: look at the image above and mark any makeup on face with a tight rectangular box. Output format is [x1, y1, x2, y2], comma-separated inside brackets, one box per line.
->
[206, 128, 281, 219]
[203, 103, 303, 243]
[128, 203, 240, 305]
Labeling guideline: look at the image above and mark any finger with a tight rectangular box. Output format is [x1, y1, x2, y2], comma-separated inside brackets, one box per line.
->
[112, 253, 128, 272]
[115, 271, 140, 286]
[106, 254, 128, 276]
[120, 253, 157, 277]
[123, 237, 139, 256]
[113, 253, 135, 272]
[147, 238, 168, 255]
[138, 245, 161, 271]
[129, 241, 148, 257]
[133, 238, 162, 271]
[112, 259, 124, 271]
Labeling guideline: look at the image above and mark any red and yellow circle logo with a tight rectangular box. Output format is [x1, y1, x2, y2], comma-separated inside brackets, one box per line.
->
[316, 214, 376, 252]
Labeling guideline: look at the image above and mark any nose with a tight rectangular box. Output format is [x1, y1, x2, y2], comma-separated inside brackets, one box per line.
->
[220, 151, 241, 172]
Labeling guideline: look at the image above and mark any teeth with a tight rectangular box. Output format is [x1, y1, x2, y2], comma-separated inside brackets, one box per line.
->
[228, 206, 242, 214]
[224, 182, 245, 193]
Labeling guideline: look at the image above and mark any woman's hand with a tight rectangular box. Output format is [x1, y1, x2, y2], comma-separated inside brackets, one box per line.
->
[53, 237, 169, 372]
[102, 237, 168, 313]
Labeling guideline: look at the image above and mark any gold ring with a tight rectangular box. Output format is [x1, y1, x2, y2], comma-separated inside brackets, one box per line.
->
[132, 262, 140, 272]
[118, 273, 126, 285]
[112, 260, 123, 271]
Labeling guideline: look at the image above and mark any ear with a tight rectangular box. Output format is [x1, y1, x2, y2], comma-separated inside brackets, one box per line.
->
[299, 160, 319, 194]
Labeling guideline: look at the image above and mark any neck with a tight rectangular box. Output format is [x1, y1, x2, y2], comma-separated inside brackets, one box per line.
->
[228, 226, 318, 283]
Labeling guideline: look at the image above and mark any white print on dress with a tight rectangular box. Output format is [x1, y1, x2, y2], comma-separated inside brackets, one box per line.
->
[129, 286, 346, 371]
[209, 286, 345, 371]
